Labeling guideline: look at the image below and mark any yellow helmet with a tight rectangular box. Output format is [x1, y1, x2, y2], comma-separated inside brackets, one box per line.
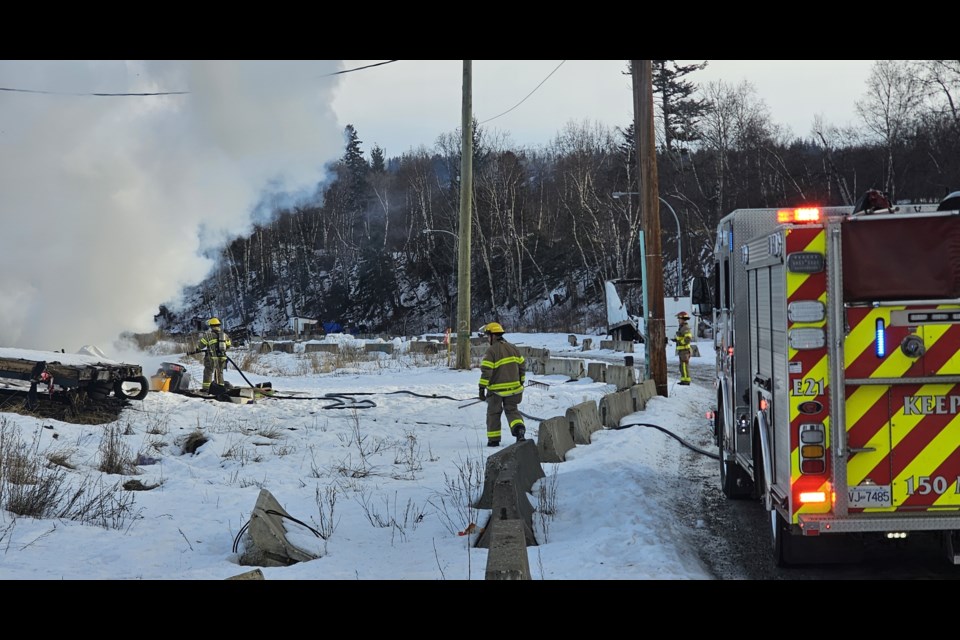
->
[208, 317, 222, 327]
[482, 322, 505, 335]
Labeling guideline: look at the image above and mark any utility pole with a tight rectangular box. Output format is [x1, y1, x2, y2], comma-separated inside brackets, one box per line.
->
[634, 60, 668, 397]
[456, 60, 473, 370]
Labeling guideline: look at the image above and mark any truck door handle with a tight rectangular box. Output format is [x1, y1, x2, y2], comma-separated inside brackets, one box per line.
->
[848, 446, 876, 454]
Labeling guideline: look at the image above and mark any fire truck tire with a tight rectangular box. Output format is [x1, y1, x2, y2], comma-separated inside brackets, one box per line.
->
[114, 376, 150, 401]
[771, 509, 793, 567]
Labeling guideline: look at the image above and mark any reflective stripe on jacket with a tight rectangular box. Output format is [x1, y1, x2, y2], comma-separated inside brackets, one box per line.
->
[675, 322, 692, 351]
[480, 337, 525, 396]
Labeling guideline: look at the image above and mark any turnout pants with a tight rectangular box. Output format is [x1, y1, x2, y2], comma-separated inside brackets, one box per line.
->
[678, 349, 691, 383]
[486, 391, 524, 441]
[203, 357, 225, 389]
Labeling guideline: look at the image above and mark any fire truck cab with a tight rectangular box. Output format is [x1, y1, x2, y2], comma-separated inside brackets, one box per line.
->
[712, 196, 960, 566]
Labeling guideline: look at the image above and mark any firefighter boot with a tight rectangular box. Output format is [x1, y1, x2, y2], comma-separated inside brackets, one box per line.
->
[512, 425, 526, 442]
[487, 439, 500, 447]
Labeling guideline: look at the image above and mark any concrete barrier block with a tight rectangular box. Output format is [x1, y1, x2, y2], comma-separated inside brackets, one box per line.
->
[409, 341, 439, 354]
[599, 340, 635, 353]
[475, 464, 538, 549]
[484, 519, 531, 580]
[581, 338, 593, 351]
[606, 364, 636, 391]
[239, 489, 319, 567]
[364, 343, 395, 354]
[475, 440, 544, 511]
[643, 378, 657, 400]
[630, 384, 648, 412]
[587, 361, 606, 382]
[567, 334, 578, 346]
[598, 388, 635, 429]
[305, 343, 339, 353]
[226, 569, 265, 580]
[272, 341, 295, 354]
[516, 346, 549, 375]
[544, 357, 585, 379]
[566, 400, 602, 445]
[536, 415, 574, 462]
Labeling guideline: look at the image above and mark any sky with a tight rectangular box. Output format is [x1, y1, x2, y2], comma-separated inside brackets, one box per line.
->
[0, 332, 719, 580]
[0, 60, 875, 356]
[332, 60, 877, 156]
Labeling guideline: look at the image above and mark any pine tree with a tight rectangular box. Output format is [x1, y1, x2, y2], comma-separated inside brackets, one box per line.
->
[651, 60, 709, 153]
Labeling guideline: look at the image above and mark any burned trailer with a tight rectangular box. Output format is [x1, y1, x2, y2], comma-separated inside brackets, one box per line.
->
[0, 347, 150, 407]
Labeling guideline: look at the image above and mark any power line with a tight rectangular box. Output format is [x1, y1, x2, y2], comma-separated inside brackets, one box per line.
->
[479, 61, 566, 125]
[0, 60, 400, 98]
[319, 60, 399, 77]
[0, 86, 188, 97]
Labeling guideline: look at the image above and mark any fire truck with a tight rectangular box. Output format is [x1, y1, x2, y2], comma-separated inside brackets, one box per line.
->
[711, 193, 960, 566]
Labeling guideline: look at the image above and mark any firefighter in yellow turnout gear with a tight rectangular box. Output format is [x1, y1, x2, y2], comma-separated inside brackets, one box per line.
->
[478, 322, 526, 447]
[673, 311, 692, 385]
[199, 318, 232, 391]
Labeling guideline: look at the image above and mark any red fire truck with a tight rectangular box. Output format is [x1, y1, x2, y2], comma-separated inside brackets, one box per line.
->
[712, 193, 960, 565]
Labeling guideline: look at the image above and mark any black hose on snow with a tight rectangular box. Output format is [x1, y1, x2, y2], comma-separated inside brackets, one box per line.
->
[611, 421, 719, 459]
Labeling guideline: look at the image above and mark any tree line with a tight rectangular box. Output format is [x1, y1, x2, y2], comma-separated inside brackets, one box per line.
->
[157, 60, 960, 337]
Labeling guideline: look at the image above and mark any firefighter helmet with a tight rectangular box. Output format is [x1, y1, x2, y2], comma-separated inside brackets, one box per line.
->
[676, 311, 690, 320]
[208, 318, 222, 327]
[481, 322, 505, 335]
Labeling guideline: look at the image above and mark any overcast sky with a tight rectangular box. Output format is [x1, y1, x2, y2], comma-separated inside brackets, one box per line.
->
[331, 60, 877, 156]
[0, 60, 875, 354]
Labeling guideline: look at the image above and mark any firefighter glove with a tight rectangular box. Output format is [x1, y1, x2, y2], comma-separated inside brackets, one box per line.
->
[478, 387, 486, 400]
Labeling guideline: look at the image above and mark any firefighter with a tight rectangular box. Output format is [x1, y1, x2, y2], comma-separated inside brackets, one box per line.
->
[478, 322, 526, 447]
[673, 311, 693, 385]
[199, 317, 231, 391]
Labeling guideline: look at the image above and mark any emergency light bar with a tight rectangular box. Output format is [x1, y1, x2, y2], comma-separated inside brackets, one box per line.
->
[777, 207, 821, 224]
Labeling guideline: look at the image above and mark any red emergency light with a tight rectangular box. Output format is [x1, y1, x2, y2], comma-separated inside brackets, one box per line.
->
[777, 207, 821, 224]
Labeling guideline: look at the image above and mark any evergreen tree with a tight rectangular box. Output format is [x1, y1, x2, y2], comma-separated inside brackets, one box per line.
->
[341, 124, 371, 240]
[370, 144, 386, 173]
[651, 60, 709, 152]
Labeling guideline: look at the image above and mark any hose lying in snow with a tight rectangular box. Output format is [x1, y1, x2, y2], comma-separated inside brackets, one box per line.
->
[611, 421, 719, 459]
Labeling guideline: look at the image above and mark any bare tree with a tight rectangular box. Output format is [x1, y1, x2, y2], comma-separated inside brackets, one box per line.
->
[856, 60, 923, 199]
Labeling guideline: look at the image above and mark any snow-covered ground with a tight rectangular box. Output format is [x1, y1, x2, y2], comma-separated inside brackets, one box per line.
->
[0, 332, 717, 580]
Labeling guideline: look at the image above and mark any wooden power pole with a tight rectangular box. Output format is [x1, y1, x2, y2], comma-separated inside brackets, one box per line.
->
[633, 60, 668, 397]
[456, 60, 473, 370]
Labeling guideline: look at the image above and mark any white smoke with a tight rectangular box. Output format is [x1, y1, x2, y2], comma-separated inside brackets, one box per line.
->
[0, 60, 346, 353]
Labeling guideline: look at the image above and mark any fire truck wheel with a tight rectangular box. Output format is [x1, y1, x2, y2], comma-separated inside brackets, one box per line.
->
[114, 376, 150, 401]
[771, 509, 792, 567]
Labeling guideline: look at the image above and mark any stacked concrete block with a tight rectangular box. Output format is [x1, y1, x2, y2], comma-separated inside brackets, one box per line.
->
[475, 440, 543, 551]
[581, 338, 593, 351]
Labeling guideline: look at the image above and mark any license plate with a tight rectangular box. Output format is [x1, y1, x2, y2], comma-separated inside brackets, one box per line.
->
[848, 484, 892, 508]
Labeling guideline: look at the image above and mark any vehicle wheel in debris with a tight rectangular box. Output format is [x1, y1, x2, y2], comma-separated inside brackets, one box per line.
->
[114, 375, 150, 401]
